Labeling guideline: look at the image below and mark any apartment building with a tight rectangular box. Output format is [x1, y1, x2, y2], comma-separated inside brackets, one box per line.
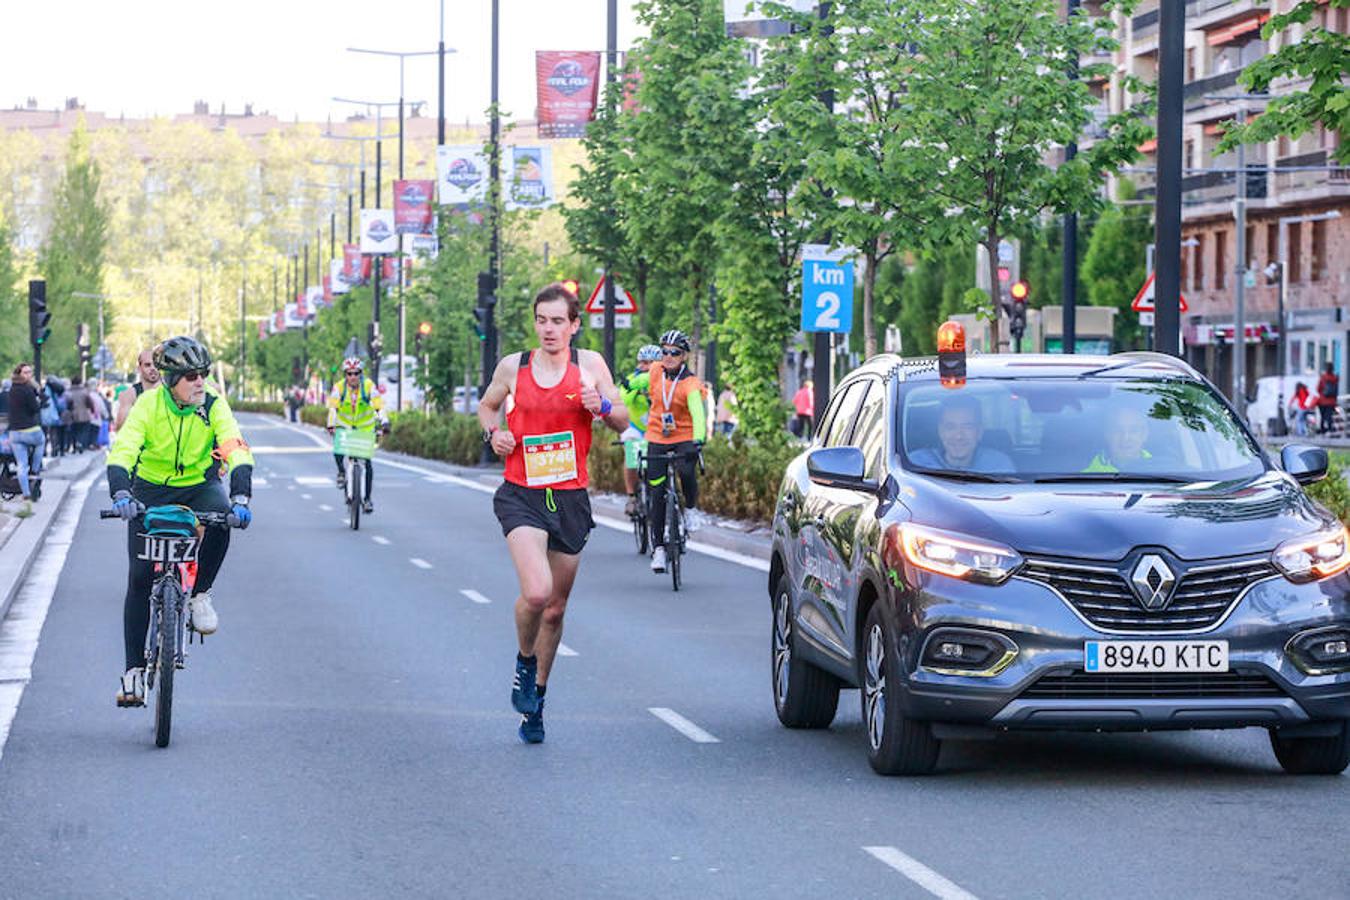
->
[1089, 0, 1349, 398]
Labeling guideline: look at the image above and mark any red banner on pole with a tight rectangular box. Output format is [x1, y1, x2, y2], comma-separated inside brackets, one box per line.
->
[296, 292, 307, 317]
[274, 310, 284, 331]
[536, 51, 601, 138]
[343, 243, 365, 285]
[323, 275, 333, 303]
[258, 320, 268, 341]
[393, 179, 435, 234]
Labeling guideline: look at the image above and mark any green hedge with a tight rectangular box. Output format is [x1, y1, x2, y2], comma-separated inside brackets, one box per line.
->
[232, 400, 285, 415]
[300, 405, 328, 427]
[382, 411, 486, 466]
[1308, 457, 1350, 524]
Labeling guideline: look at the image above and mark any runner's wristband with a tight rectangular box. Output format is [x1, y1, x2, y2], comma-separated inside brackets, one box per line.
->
[596, 397, 613, 418]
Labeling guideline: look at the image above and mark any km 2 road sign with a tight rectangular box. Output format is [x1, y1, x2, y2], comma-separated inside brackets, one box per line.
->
[801, 244, 854, 334]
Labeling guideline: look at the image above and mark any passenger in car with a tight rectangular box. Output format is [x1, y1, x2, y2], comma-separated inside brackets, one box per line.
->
[909, 395, 1015, 473]
[1083, 405, 1153, 473]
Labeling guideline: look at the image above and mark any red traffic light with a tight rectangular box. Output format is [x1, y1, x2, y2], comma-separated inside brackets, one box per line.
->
[997, 266, 1011, 283]
[418, 321, 433, 336]
[1010, 280, 1030, 302]
[561, 279, 580, 296]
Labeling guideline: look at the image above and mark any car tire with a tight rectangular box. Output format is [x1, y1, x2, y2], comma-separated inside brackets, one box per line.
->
[862, 603, 940, 776]
[771, 574, 840, 729]
[1269, 721, 1350, 775]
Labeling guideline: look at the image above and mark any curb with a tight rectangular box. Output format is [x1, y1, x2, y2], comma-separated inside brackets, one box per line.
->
[0, 451, 103, 623]
[246, 412, 773, 564]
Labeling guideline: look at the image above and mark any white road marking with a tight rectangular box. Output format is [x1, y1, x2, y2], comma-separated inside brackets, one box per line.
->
[253, 477, 269, 486]
[556, 643, 578, 657]
[0, 468, 98, 764]
[862, 847, 979, 900]
[286, 485, 295, 491]
[647, 708, 720, 744]
[319, 504, 333, 512]
[97, 479, 108, 490]
[246, 446, 328, 454]
[374, 457, 495, 495]
[372, 535, 391, 545]
[460, 589, 492, 605]
[295, 476, 332, 486]
[410, 557, 433, 569]
[300, 493, 312, 500]
[593, 514, 770, 572]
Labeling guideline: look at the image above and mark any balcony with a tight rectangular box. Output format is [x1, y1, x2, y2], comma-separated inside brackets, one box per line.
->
[1184, 69, 1244, 109]
[1273, 150, 1350, 201]
[1133, 169, 1268, 207]
[1132, 7, 1160, 40]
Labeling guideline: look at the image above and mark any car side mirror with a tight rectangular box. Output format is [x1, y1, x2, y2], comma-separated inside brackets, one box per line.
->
[1281, 443, 1328, 485]
[807, 446, 879, 494]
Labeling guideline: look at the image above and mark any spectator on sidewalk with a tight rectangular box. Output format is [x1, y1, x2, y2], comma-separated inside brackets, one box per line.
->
[6, 362, 45, 511]
[791, 380, 814, 439]
[65, 376, 95, 453]
[1317, 363, 1339, 435]
[1289, 382, 1314, 436]
[715, 385, 739, 437]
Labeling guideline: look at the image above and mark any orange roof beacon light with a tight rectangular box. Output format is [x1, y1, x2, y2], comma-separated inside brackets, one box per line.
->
[1010, 280, 1030, 302]
[937, 320, 967, 389]
[417, 320, 433, 336]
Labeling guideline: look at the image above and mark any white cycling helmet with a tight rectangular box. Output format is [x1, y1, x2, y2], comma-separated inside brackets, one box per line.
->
[637, 344, 663, 363]
[342, 356, 364, 374]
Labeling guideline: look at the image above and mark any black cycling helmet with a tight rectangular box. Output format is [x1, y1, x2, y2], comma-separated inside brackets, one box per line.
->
[154, 336, 212, 387]
[659, 329, 691, 353]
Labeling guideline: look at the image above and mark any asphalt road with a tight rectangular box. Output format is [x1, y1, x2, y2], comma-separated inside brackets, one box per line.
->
[0, 413, 1346, 899]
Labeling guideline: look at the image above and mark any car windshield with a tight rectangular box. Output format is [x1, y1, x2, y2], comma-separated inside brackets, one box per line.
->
[898, 377, 1265, 483]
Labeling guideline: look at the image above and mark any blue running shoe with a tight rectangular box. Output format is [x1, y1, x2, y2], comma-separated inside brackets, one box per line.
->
[518, 699, 545, 744]
[512, 656, 539, 714]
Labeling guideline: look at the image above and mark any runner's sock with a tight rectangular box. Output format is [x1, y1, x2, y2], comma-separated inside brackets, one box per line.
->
[536, 684, 547, 699]
[518, 653, 537, 667]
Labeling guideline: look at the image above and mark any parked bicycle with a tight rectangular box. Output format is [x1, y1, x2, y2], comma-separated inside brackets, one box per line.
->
[641, 443, 704, 591]
[100, 504, 237, 748]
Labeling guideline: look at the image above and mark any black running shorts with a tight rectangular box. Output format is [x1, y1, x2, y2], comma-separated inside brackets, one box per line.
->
[493, 481, 595, 556]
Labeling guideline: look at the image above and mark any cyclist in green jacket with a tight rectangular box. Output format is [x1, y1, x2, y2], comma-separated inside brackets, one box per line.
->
[106, 336, 254, 707]
[618, 344, 661, 516]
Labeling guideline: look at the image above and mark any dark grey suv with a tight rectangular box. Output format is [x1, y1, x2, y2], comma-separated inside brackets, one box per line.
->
[769, 350, 1350, 775]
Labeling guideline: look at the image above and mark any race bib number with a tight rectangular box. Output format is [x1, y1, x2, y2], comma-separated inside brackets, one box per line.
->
[522, 431, 578, 486]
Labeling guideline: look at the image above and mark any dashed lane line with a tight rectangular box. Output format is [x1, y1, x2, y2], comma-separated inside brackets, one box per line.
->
[300, 493, 312, 500]
[557, 643, 578, 657]
[318, 504, 333, 512]
[410, 558, 433, 569]
[862, 847, 979, 900]
[647, 707, 720, 744]
[372, 536, 391, 545]
[460, 589, 491, 605]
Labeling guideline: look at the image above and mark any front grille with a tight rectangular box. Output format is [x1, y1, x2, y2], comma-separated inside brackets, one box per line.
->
[1021, 670, 1285, 700]
[1020, 557, 1278, 632]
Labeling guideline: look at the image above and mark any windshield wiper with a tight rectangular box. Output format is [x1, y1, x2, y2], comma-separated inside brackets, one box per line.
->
[1031, 473, 1194, 484]
[912, 468, 1021, 483]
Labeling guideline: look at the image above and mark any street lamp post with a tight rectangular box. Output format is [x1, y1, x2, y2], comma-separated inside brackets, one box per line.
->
[1154, 0, 1185, 356]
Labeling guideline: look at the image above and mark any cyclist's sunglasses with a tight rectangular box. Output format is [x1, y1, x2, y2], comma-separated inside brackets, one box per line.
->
[180, 370, 208, 382]
[662, 348, 685, 357]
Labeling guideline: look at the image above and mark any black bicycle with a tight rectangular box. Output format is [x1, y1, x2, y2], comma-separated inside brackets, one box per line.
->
[101, 505, 236, 748]
[641, 444, 704, 592]
[612, 439, 650, 555]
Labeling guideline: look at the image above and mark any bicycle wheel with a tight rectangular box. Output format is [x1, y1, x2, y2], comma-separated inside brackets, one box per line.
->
[348, 460, 362, 531]
[667, 490, 683, 592]
[633, 482, 650, 555]
[154, 580, 181, 748]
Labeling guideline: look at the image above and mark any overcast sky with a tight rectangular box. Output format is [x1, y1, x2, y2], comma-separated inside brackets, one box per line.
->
[3, 1, 646, 124]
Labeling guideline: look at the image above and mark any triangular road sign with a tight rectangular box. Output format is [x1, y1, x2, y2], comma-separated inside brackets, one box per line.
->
[585, 275, 638, 314]
[1131, 272, 1188, 312]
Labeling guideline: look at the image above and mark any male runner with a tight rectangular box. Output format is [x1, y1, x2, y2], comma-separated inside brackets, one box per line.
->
[479, 282, 628, 743]
[113, 349, 161, 433]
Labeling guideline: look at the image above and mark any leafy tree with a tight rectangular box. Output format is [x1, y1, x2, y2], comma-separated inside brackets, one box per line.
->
[0, 210, 24, 363]
[1082, 179, 1151, 349]
[38, 122, 110, 375]
[1219, 0, 1349, 164]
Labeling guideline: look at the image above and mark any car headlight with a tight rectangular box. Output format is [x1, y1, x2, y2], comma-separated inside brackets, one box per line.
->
[892, 523, 1023, 585]
[1273, 524, 1350, 582]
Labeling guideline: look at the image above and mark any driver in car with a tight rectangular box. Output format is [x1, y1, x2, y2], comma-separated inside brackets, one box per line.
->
[1084, 405, 1153, 473]
[909, 396, 1014, 473]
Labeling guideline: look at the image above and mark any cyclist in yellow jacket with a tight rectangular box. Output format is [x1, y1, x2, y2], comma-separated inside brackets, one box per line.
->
[327, 356, 389, 514]
[106, 336, 254, 706]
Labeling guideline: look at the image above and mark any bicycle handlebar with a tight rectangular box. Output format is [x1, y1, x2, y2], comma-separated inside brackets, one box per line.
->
[99, 509, 236, 527]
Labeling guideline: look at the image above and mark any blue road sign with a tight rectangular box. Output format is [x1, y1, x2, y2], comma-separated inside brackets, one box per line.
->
[801, 245, 854, 334]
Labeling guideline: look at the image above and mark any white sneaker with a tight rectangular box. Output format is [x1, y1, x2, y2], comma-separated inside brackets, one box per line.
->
[117, 667, 145, 707]
[650, 546, 667, 573]
[189, 591, 218, 635]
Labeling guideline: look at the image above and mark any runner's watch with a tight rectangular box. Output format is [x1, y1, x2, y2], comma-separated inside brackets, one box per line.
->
[482, 425, 498, 445]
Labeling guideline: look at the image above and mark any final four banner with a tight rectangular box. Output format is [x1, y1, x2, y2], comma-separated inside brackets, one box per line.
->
[360, 209, 397, 255]
[536, 51, 601, 138]
[435, 145, 488, 207]
[394, 179, 435, 234]
[342, 244, 365, 285]
[329, 260, 350, 295]
[504, 145, 555, 211]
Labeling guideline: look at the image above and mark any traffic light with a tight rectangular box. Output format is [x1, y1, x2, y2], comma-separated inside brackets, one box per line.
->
[28, 280, 50, 348]
[417, 321, 432, 337]
[561, 278, 580, 297]
[1010, 280, 1029, 303]
[76, 322, 91, 363]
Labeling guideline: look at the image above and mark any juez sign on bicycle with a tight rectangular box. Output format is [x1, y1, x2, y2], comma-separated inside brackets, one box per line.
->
[800, 244, 855, 334]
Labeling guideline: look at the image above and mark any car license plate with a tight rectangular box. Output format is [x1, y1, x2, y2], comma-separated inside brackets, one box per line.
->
[1084, 640, 1228, 673]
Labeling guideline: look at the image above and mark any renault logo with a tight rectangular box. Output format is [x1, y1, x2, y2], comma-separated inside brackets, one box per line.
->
[1130, 555, 1176, 611]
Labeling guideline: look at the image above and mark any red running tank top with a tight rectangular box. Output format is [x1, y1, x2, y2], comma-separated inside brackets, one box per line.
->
[503, 349, 593, 490]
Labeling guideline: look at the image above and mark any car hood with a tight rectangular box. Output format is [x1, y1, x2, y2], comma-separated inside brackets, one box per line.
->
[898, 470, 1333, 560]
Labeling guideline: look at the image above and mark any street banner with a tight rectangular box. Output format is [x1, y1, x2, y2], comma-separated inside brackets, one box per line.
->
[296, 292, 307, 318]
[329, 260, 349, 294]
[436, 145, 488, 207]
[394, 179, 435, 234]
[306, 285, 324, 312]
[273, 310, 284, 332]
[536, 51, 601, 138]
[342, 244, 365, 285]
[800, 244, 856, 334]
[505, 145, 555, 211]
[401, 232, 439, 261]
[360, 209, 397, 255]
[283, 302, 307, 331]
[258, 320, 268, 341]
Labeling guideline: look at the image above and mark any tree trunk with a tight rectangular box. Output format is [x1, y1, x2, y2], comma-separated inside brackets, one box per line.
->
[986, 236, 1004, 352]
[863, 248, 878, 358]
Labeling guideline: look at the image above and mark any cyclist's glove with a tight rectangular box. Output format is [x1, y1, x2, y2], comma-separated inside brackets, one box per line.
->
[228, 499, 252, 530]
[111, 490, 144, 521]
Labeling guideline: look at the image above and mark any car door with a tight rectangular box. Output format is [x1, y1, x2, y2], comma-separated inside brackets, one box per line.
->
[800, 378, 874, 661]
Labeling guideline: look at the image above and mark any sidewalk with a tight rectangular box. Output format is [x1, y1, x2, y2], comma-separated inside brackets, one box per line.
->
[0, 450, 103, 622]
[257, 413, 774, 566]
